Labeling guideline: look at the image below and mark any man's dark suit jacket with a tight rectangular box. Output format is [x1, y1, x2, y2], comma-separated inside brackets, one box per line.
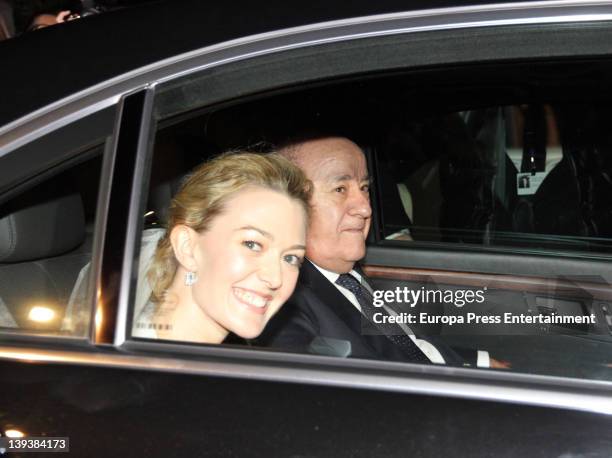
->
[258, 260, 478, 366]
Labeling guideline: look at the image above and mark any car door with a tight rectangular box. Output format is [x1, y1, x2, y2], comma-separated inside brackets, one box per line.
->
[2, 2, 612, 457]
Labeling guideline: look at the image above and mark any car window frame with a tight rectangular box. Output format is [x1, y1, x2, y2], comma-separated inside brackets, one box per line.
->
[0, 106, 116, 345]
[107, 14, 612, 414]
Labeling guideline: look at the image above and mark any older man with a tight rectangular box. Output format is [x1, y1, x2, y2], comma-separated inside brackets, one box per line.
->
[259, 136, 497, 367]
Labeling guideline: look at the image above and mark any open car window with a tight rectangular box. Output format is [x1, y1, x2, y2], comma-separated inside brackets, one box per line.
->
[124, 54, 612, 383]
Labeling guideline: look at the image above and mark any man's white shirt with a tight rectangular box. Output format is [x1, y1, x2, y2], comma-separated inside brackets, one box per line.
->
[311, 262, 490, 367]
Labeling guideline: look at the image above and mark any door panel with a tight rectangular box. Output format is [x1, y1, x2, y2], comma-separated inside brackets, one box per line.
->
[364, 264, 612, 379]
[2, 359, 612, 457]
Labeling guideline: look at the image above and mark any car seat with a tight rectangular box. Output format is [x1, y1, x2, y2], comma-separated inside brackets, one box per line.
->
[0, 180, 91, 331]
[438, 109, 504, 244]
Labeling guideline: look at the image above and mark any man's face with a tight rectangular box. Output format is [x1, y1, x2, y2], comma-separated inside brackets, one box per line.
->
[294, 137, 372, 273]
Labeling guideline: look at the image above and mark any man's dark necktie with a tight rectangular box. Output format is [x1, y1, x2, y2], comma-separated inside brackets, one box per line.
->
[336, 273, 431, 364]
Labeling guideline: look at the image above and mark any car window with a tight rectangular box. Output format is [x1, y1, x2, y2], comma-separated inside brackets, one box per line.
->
[376, 103, 612, 254]
[0, 149, 103, 337]
[126, 52, 612, 382]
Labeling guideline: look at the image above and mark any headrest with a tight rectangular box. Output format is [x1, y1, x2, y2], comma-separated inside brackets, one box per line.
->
[0, 184, 85, 263]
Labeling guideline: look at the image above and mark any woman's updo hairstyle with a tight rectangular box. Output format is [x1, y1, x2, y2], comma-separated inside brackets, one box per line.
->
[148, 152, 311, 304]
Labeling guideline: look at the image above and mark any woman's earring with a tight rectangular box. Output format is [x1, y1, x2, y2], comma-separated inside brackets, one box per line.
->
[185, 271, 197, 286]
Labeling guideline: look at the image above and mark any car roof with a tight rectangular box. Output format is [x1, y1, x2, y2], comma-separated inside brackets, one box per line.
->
[0, 0, 570, 128]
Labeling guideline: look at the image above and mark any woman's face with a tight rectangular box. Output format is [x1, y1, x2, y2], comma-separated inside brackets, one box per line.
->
[190, 187, 307, 339]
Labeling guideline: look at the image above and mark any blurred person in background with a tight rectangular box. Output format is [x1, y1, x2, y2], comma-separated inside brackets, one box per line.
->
[13, 0, 79, 33]
[13, 0, 110, 34]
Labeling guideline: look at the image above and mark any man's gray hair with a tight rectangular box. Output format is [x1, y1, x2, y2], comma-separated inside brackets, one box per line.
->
[277, 142, 304, 167]
[274, 130, 341, 167]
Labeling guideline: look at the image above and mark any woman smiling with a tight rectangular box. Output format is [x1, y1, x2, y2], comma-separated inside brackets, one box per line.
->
[133, 152, 311, 344]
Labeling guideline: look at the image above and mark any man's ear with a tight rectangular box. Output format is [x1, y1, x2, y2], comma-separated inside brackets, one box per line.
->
[169, 225, 199, 272]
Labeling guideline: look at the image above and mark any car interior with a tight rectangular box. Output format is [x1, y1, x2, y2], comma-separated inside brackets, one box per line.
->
[0, 153, 101, 335]
[146, 61, 612, 252]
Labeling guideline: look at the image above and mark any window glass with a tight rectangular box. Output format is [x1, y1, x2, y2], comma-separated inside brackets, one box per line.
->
[0, 151, 103, 337]
[131, 59, 612, 383]
[131, 125, 225, 342]
[377, 104, 612, 254]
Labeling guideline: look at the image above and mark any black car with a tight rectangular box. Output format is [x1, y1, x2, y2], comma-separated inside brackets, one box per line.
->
[1, 0, 612, 456]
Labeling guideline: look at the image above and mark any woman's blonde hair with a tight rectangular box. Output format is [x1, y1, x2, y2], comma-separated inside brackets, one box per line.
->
[147, 152, 311, 304]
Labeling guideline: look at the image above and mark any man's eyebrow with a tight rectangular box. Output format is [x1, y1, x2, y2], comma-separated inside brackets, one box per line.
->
[236, 225, 273, 240]
[323, 173, 371, 184]
[325, 174, 352, 182]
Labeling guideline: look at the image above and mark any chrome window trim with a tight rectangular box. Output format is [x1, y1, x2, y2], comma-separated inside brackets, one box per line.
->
[88, 103, 125, 343]
[113, 87, 157, 346]
[0, 344, 611, 415]
[3, 1, 612, 155]
[0, 107, 115, 200]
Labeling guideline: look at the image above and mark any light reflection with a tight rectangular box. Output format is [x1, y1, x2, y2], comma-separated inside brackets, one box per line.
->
[5, 429, 25, 438]
[94, 305, 103, 340]
[0, 349, 63, 363]
[27, 306, 55, 323]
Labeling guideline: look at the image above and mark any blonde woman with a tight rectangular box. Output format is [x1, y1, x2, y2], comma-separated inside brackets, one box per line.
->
[133, 152, 311, 344]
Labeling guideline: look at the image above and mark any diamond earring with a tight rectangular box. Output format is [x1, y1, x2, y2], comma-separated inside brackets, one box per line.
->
[185, 271, 197, 286]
